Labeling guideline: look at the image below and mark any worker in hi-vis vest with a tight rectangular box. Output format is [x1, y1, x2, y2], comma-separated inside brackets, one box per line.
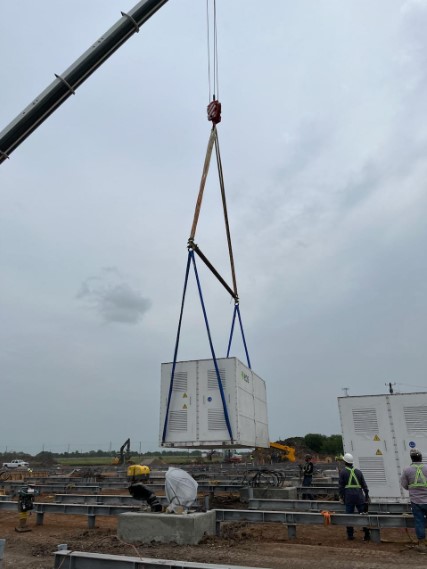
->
[338, 453, 370, 541]
[400, 448, 427, 553]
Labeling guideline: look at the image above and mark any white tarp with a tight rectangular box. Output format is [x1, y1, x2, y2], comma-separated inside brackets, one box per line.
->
[165, 467, 198, 512]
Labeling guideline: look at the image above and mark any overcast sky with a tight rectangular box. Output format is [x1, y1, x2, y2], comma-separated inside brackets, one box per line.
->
[1, 0, 427, 455]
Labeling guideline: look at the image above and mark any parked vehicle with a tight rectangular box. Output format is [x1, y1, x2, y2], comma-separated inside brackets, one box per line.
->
[2, 459, 30, 469]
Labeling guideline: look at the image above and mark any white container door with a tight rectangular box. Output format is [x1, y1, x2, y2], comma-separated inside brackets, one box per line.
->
[252, 370, 270, 448]
[388, 393, 427, 499]
[197, 358, 236, 444]
[339, 396, 401, 499]
[235, 359, 256, 447]
[160, 361, 197, 445]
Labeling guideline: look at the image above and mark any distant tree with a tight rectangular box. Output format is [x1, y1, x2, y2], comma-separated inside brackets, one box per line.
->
[282, 437, 305, 448]
[321, 435, 343, 455]
[304, 433, 325, 453]
[34, 451, 56, 466]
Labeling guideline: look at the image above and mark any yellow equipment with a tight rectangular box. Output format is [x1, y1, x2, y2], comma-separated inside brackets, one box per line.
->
[127, 464, 151, 482]
[269, 442, 296, 462]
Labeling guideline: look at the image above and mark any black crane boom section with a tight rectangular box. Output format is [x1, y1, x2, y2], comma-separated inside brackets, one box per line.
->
[0, 0, 168, 165]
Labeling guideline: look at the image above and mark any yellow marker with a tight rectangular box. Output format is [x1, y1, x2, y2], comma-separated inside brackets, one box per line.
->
[376, 449, 383, 456]
[183, 404, 187, 409]
[373, 435, 380, 441]
[182, 393, 188, 398]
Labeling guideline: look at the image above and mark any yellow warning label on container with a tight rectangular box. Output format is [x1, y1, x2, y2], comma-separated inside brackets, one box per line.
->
[373, 435, 380, 441]
[182, 404, 187, 409]
[376, 449, 383, 455]
[182, 393, 188, 398]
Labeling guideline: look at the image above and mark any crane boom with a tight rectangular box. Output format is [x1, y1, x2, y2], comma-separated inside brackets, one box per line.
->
[269, 441, 296, 462]
[0, 0, 168, 165]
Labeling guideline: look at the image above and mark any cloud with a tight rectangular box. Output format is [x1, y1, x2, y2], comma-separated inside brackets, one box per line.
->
[76, 268, 151, 324]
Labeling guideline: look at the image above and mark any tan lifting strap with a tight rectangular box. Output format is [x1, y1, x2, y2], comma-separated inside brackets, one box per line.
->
[188, 125, 238, 301]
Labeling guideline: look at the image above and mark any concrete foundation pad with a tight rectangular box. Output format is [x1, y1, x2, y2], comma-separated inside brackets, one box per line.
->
[117, 511, 216, 545]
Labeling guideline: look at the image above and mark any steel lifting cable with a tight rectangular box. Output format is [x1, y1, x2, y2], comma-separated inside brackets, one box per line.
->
[213, 0, 219, 100]
[206, 0, 219, 103]
[206, 0, 212, 102]
[163, 0, 252, 443]
[206, 0, 221, 124]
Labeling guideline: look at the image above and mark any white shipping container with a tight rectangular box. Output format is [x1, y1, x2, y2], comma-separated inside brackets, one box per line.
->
[338, 392, 427, 501]
[159, 357, 269, 449]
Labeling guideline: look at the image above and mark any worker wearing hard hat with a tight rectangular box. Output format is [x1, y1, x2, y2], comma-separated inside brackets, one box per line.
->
[400, 449, 427, 553]
[301, 454, 314, 500]
[127, 464, 162, 512]
[338, 453, 370, 541]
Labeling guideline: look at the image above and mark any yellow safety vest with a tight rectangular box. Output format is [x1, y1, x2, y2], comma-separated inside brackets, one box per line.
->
[345, 467, 361, 489]
[409, 464, 427, 488]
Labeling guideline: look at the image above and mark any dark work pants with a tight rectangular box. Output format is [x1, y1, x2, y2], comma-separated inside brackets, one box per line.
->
[411, 502, 427, 540]
[345, 503, 370, 539]
[302, 475, 313, 500]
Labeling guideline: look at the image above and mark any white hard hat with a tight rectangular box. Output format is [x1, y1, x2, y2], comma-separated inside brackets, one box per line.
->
[343, 453, 354, 464]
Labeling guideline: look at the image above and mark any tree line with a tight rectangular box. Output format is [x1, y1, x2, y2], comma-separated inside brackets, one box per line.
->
[0, 433, 343, 461]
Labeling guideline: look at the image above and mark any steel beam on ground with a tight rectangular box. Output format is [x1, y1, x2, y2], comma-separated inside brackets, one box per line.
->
[28, 475, 166, 484]
[1, 500, 417, 543]
[248, 499, 412, 514]
[54, 550, 269, 569]
[4, 482, 101, 494]
[55, 494, 143, 505]
[0, 500, 141, 528]
[8, 478, 239, 489]
[296, 486, 339, 498]
[0, 497, 205, 528]
[214, 509, 416, 543]
[55, 494, 168, 506]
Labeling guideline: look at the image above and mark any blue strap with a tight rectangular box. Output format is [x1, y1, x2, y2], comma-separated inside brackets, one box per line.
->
[226, 303, 252, 369]
[162, 250, 233, 444]
[161, 251, 192, 444]
[226, 304, 237, 358]
[191, 252, 233, 441]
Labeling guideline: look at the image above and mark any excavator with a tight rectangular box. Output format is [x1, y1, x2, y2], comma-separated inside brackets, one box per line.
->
[269, 442, 296, 462]
[112, 438, 132, 466]
[254, 441, 296, 464]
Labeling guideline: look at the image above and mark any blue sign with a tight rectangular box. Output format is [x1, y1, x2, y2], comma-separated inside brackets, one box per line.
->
[409, 441, 416, 448]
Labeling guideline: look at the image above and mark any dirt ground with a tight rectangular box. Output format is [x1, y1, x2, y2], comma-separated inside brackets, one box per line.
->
[2, 506, 427, 569]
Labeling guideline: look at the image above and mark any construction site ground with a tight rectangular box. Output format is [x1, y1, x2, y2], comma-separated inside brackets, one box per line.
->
[1, 497, 427, 569]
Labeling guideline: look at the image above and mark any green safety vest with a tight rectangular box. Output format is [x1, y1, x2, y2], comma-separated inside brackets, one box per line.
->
[408, 463, 427, 488]
[345, 467, 361, 489]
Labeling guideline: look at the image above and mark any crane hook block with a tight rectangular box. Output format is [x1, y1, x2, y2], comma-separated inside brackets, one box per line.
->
[207, 99, 222, 124]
